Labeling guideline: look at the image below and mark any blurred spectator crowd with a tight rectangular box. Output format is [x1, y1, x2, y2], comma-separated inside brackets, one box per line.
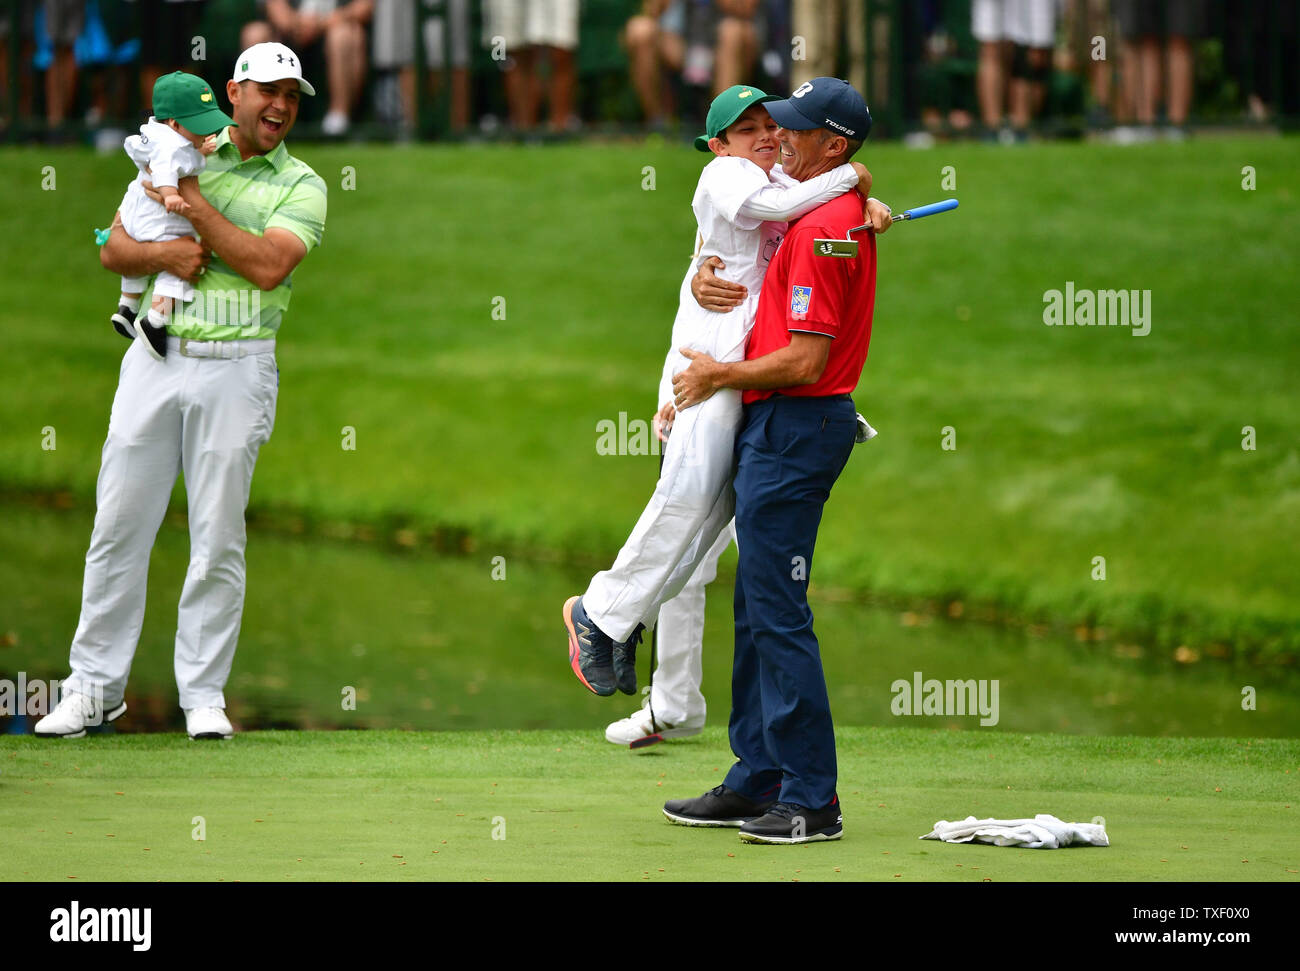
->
[1, 0, 1296, 143]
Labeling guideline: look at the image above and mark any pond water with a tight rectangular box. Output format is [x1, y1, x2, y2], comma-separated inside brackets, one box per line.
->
[2, 502, 1296, 738]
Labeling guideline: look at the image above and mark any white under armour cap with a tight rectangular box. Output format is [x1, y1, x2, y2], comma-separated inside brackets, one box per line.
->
[232, 43, 316, 96]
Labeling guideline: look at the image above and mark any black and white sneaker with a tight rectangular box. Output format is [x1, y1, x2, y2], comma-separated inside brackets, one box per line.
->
[33, 691, 127, 738]
[110, 305, 137, 341]
[135, 314, 168, 360]
[663, 785, 777, 828]
[738, 799, 843, 844]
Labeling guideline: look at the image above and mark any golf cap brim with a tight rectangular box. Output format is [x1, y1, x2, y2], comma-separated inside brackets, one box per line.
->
[694, 85, 781, 152]
[151, 72, 236, 134]
[173, 105, 237, 136]
[763, 98, 822, 132]
[232, 43, 316, 96]
[763, 77, 873, 141]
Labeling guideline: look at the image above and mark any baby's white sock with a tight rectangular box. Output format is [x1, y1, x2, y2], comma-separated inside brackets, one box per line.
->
[120, 295, 141, 312]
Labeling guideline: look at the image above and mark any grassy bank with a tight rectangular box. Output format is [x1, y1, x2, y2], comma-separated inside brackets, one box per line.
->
[0, 137, 1295, 655]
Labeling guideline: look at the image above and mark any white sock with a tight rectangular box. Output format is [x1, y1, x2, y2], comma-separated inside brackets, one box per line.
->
[120, 295, 141, 312]
[148, 308, 169, 329]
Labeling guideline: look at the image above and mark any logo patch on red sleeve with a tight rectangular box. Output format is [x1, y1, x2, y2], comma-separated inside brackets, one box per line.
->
[791, 285, 812, 317]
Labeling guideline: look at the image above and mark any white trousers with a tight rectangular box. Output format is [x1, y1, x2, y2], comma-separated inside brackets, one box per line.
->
[648, 519, 733, 727]
[584, 385, 741, 644]
[63, 339, 279, 710]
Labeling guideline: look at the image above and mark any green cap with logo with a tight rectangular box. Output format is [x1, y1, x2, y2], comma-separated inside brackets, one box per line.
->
[152, 71, 236, 135]
[694, 84, 781, 152]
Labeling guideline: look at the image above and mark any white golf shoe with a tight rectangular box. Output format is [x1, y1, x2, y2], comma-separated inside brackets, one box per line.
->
[34, 691, 127, 738]
[605, 705, 703, 746]
[184, 707, 233, 740]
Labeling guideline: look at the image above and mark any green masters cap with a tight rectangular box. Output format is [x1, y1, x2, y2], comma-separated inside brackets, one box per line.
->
[152, 71, 236, 136]
[694, 84, 781, 152]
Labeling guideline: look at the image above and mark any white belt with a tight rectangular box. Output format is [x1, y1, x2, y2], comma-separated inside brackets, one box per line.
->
[168, 336, 276, 359]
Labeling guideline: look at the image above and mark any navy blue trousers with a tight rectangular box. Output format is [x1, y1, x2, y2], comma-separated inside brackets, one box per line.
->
[723, 394, 857, 809]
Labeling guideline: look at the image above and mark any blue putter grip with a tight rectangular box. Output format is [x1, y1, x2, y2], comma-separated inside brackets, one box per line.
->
[901, 198, 958, 221]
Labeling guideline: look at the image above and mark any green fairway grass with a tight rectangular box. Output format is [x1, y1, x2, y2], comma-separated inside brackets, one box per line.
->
[2, 728, 1296, 881]
[0, 137, 1296, 659]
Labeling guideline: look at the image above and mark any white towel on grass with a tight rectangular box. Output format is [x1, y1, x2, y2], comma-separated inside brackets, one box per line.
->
[920, 814, 1109, 849]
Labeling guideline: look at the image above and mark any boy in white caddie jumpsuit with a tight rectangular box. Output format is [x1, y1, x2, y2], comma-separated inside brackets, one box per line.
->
[109, 72, 235, 360]
[567, 83, 889, 713]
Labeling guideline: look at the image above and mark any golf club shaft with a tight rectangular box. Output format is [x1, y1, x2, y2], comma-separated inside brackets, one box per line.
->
[849, 198, 959, 235]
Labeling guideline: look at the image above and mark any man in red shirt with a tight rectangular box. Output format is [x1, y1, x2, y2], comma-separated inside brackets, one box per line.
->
[665, 77, 880, 843]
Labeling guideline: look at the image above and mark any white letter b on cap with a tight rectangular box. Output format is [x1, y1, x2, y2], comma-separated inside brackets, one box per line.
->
[792, 82, 813, 98]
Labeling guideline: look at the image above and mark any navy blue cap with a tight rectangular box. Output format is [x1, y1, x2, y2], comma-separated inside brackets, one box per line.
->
[764, 77, 872, 141]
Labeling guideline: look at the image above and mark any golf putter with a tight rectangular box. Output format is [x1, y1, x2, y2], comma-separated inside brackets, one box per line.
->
[814, 198, 959, 258]
[628, 646, 663, 751]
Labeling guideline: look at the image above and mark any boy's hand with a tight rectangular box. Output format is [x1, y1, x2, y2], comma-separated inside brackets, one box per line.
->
[851, 161, 872, 197]
[200, 134, 218, 155]
[162, 189, 190, 214]
[691, 256, 747, 313]
[141, 179, 181, 208]
[653, 401, 676, 442]
[863, 197, 893, 234]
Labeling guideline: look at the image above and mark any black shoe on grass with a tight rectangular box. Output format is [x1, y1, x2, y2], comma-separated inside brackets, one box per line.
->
[738, 799, 843, 844]
[663, 785, 777, 828]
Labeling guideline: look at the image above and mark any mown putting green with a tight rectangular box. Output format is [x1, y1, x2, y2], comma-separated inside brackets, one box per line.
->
[3, 728, 1296, 882]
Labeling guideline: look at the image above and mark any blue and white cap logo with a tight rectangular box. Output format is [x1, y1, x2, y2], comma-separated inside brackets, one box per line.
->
[766, 77, 871, 141]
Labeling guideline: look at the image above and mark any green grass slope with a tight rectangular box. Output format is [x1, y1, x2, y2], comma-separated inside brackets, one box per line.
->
[0, 137, 1296, 655]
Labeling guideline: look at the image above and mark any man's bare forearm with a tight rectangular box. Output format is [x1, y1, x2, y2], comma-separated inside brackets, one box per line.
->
[183, 196, 290, 291]
[99, 215, 167, 276]
[100, 209, 210, 282]
[708, 342, 826, 391]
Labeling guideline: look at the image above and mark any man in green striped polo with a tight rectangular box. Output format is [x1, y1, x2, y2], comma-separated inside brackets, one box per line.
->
[35, 43, 327, 742]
